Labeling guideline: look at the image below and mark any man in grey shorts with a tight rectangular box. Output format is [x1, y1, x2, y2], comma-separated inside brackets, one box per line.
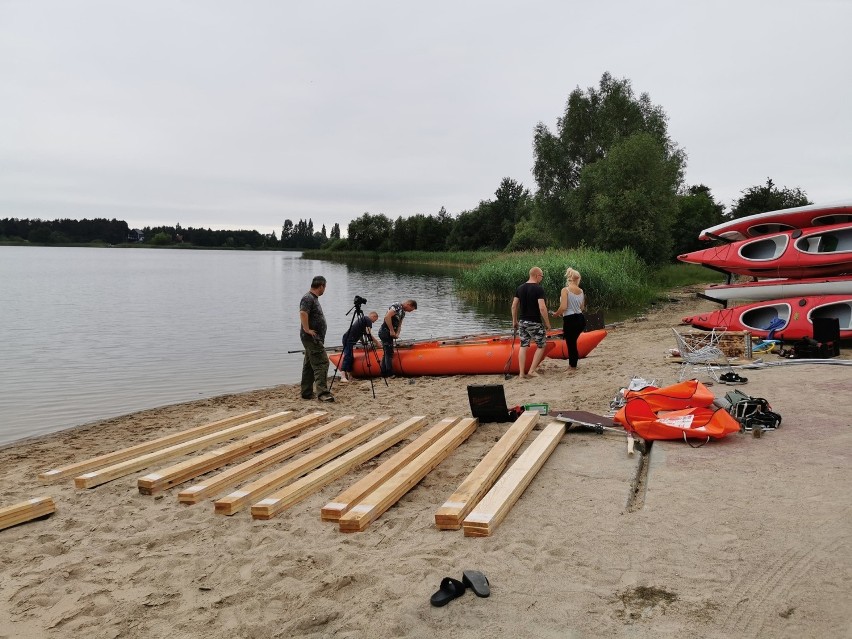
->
[511, 266, 551, 378]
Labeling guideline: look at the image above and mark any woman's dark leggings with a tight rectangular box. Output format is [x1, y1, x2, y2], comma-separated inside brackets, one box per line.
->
[562, 313, 586, 368]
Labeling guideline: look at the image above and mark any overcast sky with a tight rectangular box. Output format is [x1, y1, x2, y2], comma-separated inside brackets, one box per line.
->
[1, 1, 850, 237]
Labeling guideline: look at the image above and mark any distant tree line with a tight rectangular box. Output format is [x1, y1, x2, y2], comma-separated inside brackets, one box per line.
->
[2, 75, 813, 261]
[0, 217, 130, 245]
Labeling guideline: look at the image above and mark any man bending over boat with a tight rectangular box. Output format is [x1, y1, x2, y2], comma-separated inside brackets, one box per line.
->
[340, 311, 380, 381]
[511, 266, 551, 378]
[378, 300, 418, 377]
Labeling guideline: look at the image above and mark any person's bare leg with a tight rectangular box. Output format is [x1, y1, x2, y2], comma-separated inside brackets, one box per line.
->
[527, 346, 547, 376]
[518, 346, 528, 378]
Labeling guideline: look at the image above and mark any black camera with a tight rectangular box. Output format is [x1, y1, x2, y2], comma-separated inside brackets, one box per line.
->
[353, 295, 367, 306]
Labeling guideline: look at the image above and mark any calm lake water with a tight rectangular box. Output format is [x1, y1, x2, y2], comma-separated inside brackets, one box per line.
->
[0, 246, 511, 446]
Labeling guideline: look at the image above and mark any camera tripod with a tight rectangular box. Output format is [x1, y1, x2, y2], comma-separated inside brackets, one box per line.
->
[329, 299, 387, 398]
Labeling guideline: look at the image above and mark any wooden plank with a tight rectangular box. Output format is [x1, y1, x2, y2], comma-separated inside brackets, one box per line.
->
[322, 417, 461, 522]
[38, 410, 263, 482]
[338, 417, 478, 533]
[137, 412, 327, 494]
[213, 416, 393, 516]
[73, 411, 295, 489]
[434, 411, 539, 530]
[0, 497, 56, 531]
[462, 421, 563, 537]
[178, 417, 355, 504]
[251, 416, 431, 520]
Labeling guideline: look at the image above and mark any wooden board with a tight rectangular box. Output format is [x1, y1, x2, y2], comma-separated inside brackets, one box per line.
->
[73, 411, 295, 489]
[0, 496, 56, 531]
[213, 416, 393, 516]
[250, 416, 430, 520]
[177, 417, 355, 504]
[462, 421, 563, 537]
[322, 417, 461, 522]
[338, 418, 477, 533]
[434, 411, 539, 530]
[38, 410, 263, 482]
[137, 412, 327, 494]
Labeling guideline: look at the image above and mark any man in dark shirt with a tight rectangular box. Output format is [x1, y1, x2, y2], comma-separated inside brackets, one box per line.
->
[299, 275, 334, 402]
[511, 266, 551, 378]
[339, 311, 380, 381]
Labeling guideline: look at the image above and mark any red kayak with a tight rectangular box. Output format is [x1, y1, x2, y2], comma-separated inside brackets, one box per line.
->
[679, 222, 852, 278]
[682, 295, 852, 340]
[699, 200, 852, 241]
[329, 329, 607, 377]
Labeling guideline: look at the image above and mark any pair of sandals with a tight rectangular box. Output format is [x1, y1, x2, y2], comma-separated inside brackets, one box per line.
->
[430, 570, 490, 606]
[719, 372, 748, 385]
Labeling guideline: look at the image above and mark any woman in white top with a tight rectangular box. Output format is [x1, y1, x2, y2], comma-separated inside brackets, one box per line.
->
[550, 267, 587, 368]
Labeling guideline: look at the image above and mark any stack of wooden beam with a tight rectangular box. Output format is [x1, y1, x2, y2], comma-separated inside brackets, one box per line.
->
[0, 496, 56, 531]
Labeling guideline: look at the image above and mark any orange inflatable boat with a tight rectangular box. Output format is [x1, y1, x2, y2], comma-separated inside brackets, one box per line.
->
[329, 329, 607, 377]
[614, 380, 740, 442]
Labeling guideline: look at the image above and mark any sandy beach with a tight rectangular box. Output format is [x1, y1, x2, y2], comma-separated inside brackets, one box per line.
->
[1, 288, 850, 639]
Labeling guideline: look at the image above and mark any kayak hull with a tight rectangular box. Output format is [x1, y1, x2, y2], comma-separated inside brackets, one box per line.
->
[329, 329, 608, 377]
[680, 223, 852, 278]
[699, 201, 852, 242]
[703, 275, 852, 302]
[682, 295, 852, 340]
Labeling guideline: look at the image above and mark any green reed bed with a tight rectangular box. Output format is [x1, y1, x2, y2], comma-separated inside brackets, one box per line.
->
[456, 248, 656, 310]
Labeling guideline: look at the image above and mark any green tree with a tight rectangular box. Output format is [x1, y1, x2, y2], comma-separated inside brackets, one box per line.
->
[347, 213, 393, 251]
[150, 231, 172, 245]
[671, 185, 726, 257]
[730, 178, 810, 219]
[330, 223, 341, 240]
[531, 72, 685, 251]
[574, 133, 680, 264]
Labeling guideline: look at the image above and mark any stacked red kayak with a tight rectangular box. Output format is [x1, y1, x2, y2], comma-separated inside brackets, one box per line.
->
[679, 201, 852, 341]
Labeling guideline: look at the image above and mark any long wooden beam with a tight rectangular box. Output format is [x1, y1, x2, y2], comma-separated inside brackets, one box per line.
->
[73, 411, 295, 489]
[38, 410, 263, 482]
[434, 411, 539, 530]
[213, 416, 393, 516]
[137, 412, 327, 494]
[321, 417, 461, 522]
[462, 421, 563, 537]
[251, 416, 430, 520]
[177, 417, 355, 504]
[0, 497, 56, 531]
[338, 417, 477, 533]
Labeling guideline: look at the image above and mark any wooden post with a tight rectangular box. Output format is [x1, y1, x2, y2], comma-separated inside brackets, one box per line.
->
[338, 418, 477, 533]
[213, 416, 394, 516]
[178, 417, 355, 504]
[435, 411, 538, 530]
[137, 412, 327, 494]
[38, 410, 263, 482]
[73, 411, 295, 489]
[462, 421, 563, 537]
[0, 497, 56, 531]
[322, 417, 461, 522]
[250, 416, 430, 520]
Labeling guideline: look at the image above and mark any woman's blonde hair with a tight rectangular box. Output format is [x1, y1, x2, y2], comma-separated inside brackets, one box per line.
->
[565, 267, 581, 284]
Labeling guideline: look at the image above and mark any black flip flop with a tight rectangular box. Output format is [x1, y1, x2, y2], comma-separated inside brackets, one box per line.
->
[462, 570, 490, 597]
[430, 576, 466, 607]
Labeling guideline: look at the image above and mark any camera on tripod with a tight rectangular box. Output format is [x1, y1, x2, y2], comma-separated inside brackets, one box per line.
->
[353, 295, 367, 307]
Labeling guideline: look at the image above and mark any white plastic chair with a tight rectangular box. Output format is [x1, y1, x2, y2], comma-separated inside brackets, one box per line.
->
[671, 327, 733, 382]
